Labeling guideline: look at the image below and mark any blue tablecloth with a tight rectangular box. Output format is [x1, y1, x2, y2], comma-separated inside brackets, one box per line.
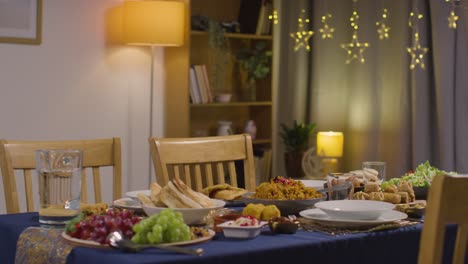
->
[0, 212, 462, 264]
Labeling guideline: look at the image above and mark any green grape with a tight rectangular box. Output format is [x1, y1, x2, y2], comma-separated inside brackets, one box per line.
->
[156, 215, 169, 230]
[147, 230, 163, 244]
[152, 223, 163, 234]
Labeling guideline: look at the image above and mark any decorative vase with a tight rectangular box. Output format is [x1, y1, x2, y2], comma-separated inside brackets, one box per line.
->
[243, 120, 257, 139]
[217, 121, 233, 136]
[284, 151, 306, 178]
[245, 78, 256, 101]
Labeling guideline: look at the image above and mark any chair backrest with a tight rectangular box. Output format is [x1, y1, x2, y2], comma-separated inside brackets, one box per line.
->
[0, 138, 122, 213]
[149, 134, 256, 192]
[418, 174, 468, 264]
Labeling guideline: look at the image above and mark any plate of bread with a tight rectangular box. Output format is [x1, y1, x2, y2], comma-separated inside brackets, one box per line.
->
[201, 184, 248, 207]
[136, 178, 226, 225]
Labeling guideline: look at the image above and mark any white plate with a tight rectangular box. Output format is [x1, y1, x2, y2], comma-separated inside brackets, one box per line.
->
[299, 180, 326, 190]
[62, 229, 215, 248]
[299, 208, 407, 228]
[314, 200, 395, 220]
[112, 198, 143, 212]
[125, 190, 150, 200]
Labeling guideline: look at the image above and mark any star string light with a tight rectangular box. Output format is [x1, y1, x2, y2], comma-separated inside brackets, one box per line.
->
[341, 0, 369, 64]
[290, 9, 314, 52]
[376, 8, 390, 40]
[407, 12, 429, 70]
[319, 13, 335, 39]
[445, 0, 461, 29]
[268, 9, 279, 25]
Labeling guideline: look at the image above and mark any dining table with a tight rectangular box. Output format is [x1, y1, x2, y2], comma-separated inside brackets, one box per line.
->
[0, 210, 462, 264]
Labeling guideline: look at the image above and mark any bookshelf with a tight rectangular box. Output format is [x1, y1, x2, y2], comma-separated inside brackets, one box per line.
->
[164, 0, 276, 180]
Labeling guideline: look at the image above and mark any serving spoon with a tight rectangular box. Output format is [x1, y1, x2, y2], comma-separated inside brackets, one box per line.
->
[107, 231, 204, 256]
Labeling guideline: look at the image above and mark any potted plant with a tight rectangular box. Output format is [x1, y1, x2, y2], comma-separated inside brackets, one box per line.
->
[279, 120, 317, 178]
[236, 41, 272, 101]
[207, 19, 231, 98]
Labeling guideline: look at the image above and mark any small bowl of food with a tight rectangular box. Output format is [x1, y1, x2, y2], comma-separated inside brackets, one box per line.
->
[213, 209, 243, 232]
[268, 216, 300, 234]
[217, 216, 268, 239]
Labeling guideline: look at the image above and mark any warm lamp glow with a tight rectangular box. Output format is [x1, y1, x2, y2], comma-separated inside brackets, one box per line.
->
[122, 0, 185, 46]
[317, 131, 344, 158]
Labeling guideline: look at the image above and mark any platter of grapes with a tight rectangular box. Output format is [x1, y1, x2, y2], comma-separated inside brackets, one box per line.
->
[63, 207, 214, 249]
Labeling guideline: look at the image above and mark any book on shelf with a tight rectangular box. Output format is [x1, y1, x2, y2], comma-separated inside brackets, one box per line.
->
[201, 65, 213, 103]
[255, 0, 273, 35]
[189, 66, 202, 104]
[190, 65, 212, 104]
[238, 0, 262, 34]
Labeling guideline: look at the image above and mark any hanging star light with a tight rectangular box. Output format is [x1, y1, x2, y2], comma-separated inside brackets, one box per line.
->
[376, 8, 390, 40]
[341, 1, 369, 64]
[319, 13, 335, 39]
[407, 12, 429, 70]
[268, 9, 279, 25]
[445, 0, 460, 29]
[290, 9, 314, 52]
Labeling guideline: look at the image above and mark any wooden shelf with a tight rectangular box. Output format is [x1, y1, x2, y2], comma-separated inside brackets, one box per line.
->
[253, 138, 272, 144]
[191, 30, 273, 40]
[190, 101, 272, 107]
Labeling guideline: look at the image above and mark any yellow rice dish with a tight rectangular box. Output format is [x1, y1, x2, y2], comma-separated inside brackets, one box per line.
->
[253, 176, 323, 200]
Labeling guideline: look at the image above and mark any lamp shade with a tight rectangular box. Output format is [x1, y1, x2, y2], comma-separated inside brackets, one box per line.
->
[317, 131, 344, 158]
[122, 0, 185, 46]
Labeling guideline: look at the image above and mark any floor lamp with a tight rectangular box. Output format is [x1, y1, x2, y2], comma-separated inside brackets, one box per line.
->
[122, 0, 185, 186]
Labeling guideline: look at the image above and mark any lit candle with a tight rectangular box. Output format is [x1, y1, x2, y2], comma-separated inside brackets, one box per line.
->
[317, 131, 344, 157]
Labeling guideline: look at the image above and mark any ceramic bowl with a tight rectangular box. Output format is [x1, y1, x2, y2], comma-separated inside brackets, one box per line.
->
[217, 220, 268, 239]
[215, 94, 232, 103]
[142, 199, 226, 225]
[268, 216, 300, 234]
[242, 192, 326, 216]
[314, 200, 395, 220]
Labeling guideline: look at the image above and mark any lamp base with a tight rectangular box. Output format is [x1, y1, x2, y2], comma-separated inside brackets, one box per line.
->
[320, 158, 339, 177]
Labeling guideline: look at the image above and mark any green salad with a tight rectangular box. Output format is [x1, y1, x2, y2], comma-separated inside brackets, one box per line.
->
[382, 161, 456, 189]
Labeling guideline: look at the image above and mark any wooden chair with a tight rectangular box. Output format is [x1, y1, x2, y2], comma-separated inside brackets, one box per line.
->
[149, 134, 256, 192]
[418, 174, 468, 264]
[0, 138, 122, 213]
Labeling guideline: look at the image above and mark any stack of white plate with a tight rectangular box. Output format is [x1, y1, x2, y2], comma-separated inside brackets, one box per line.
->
[299, 200, 408, 228]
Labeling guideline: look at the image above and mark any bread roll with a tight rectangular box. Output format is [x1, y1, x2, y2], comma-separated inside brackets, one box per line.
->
[353, 191, 369, 200]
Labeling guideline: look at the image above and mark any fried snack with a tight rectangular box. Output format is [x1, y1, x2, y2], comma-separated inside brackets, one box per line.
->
[397, 191, 409, 203]
[363, 168, 380, 182]
[398, 181, 415, 202]
[253, 176, 322, 200]
[383, 192, 401, 204]
[368, 191, 385, 201]
[382, 184, 398, 193]
[80, 203, 108, 214]
[242, 203, 264, 219]
[353, 191, 369, 200]
[261, 205, 281, 221]
[364, 182, 380, 193]
[202, 184, 248, 201]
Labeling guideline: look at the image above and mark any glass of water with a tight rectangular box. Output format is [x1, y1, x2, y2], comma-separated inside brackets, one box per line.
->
[35, 149, 82, 225]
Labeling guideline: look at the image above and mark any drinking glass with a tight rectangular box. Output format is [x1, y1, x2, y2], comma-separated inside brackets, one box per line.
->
[35, 149, 82, 225]
[326, 176, 354, 200]
[362, 161, 386, 182]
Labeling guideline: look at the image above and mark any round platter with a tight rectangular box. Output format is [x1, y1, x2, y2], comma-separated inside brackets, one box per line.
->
[112, 198, 144, 213]
[299, 208, 407, 228]
[62, 229, 215, 248]
[242, 192, 326, 216]
[124, 190, 151, 200]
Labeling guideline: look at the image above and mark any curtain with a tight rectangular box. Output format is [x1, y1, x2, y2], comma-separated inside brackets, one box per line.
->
[274, 0, 468, 179]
